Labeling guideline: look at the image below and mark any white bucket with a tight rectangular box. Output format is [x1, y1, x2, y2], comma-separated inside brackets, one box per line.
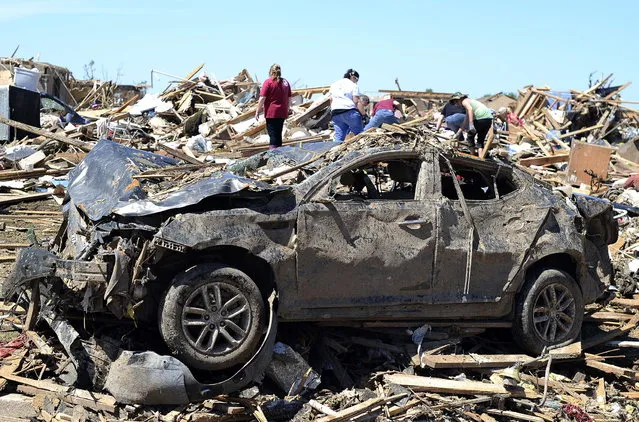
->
[13, 67, 40, 92]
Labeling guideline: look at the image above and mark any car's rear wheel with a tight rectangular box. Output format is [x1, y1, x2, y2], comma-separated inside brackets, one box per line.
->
[160, 264, 265, 370]
[513, 268, 583, 355]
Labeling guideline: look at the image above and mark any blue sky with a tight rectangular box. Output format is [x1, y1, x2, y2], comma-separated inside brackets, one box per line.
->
[1, 0, 637, 102]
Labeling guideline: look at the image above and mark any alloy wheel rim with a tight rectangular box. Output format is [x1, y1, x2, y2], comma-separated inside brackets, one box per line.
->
[181, 282, 251, 355]
[532, 283, 576, 343]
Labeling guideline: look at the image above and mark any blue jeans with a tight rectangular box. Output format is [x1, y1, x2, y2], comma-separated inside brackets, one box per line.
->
[445, 113, 467, 132]
[364, 109, 400, 130]
[332, 109, 363, 142]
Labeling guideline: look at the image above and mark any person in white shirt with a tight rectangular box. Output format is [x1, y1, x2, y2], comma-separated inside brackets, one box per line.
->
[329, 69, 365, 142]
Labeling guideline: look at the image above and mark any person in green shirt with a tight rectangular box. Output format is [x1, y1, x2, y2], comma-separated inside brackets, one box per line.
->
[453, 93, 494, 157]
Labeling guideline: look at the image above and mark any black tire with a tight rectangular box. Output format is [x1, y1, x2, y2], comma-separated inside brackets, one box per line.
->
[512, 268, 584, 355]
[159, 264, 265, 370]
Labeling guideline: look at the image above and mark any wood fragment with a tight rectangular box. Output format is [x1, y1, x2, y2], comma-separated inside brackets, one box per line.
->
[384, 373, 539, 398]
[315, 394, 406, 422]
[486, 409, 544, 422]
[583, 313, 639, 350]
[0, 115, 93, 152]
[420, 353, 533, 369]
[308, 399, 337, 416]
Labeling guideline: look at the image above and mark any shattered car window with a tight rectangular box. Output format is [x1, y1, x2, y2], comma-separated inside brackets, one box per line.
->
[440, 157, 518, 201]
[330, 159, 421, 201]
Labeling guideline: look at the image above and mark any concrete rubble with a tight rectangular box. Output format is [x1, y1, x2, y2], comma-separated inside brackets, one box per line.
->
[0, 62, 639, 421]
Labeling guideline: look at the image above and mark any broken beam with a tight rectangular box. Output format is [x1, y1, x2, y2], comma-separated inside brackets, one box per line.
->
[0, 115, 93, 152]
[519, 154, 570, 167]
[384, 373, 539, 398]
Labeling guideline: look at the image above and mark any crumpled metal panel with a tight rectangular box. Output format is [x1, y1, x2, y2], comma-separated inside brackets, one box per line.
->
[66, 140, 289, 221]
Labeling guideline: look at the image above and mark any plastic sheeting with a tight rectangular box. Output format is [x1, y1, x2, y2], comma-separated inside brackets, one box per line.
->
[67, 140, 289, 221]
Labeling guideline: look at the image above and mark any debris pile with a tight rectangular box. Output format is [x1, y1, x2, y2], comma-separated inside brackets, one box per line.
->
[3, 301, 639, 421]
[2, 65, 639, 420]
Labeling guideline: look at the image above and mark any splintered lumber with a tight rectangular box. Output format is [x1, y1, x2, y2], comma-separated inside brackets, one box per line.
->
[0, 373, 68, 393]
[610, 297, 639, 308]
[308, 400, 338, 416]
[289, 96, 330, 126]
[0, 115, 93, 152]
[620, 391, 639, 399]
[0, 256, 16, 263]
[486, 409, 544, 422]
[378, 90, 453, 100]
[0, 192, 52, 206]
[421, 354, 533, 369]
[558, 124, 604, 139]
[0, 243, 30, 249]
[156, 142, 206, 166]
[383, 373, 539, 398]
[25, 331, 54, 355]
[0, 168, 68, 181]
[17, 385, 117, 413]
[549, 341, 582, 359]
[315, 393, 406, 422]
[583, 313, 639, 350]
[586, 311, 633, 322]
[519, 154, 570, 167]
[585, 353, 639, 381]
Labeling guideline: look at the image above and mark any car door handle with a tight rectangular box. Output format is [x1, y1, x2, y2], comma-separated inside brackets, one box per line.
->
[398, 219, 429, 227]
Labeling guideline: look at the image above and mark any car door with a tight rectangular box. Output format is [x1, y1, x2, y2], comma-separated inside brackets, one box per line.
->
[295, 152, 438, 314]
[434, 155, 549, 303]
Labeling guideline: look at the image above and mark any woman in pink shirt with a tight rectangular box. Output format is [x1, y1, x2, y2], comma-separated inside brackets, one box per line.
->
[255, 64, 292, 149]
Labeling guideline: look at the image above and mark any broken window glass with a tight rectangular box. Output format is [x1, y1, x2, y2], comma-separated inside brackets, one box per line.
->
[330, 159, 422, 201]
[439, 157, 518, 201]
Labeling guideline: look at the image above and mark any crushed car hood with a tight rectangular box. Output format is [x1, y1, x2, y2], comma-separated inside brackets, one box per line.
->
[67, 140, 295, 221]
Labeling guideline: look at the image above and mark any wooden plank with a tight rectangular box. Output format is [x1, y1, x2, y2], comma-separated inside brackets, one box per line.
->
[549, 341, 582, 359]
[583, 313, 639, 350]
[0, 115, 93, 152]
[289, 97, 330, 126]
[480, 126, 495, 159]
[156, 142, 206, 166]
[585, 311, 633, 322]
[603, 82, 632, 100]
[0, 192, 52, 207]
[487, 409, 544, 422]
[558, 124, 604, 139]
[17, 385, 117, 413]
[421, 354, 532, 369]
[315, 394, 406, 422]
[0, 373, 68, 393]
[586, 355, 639, 381]
[25, 330, 53, 355]
[566, 140, 613, 185]
[0, 168, 69, 182]
[0, 243, 31, 249]
[292, 86, 330, 95]
[610, 297, 639, 308]
[383, 373, 539, 398]
[378, 90, 453, 100]
[519, 154, 570, 167]
[620, 391, 639, 399]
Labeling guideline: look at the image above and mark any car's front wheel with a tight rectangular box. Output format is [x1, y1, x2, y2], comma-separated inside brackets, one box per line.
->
[159, 264, 265, 370]
[513, 268, 584, 355]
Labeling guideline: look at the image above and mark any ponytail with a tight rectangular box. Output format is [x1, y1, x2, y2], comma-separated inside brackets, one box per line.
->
[269, 64, 282, 83]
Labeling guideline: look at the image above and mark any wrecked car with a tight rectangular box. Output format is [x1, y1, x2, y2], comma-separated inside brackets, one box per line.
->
[3, 138, 617, 396]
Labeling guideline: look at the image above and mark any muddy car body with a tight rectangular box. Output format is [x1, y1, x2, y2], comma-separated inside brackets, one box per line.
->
[5, 139, 617, 392]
